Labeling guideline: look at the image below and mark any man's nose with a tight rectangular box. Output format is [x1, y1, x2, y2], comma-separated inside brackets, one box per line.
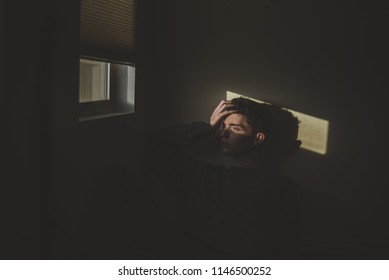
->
[221, 128, 230, 138]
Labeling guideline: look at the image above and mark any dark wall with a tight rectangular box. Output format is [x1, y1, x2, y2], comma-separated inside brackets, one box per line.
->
[2, 0, 388, 259]
[3, 0, 60, 259]
[2, 0, 155, 259]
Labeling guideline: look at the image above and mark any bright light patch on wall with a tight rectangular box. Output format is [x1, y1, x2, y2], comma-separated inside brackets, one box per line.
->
[226, 91, 329, 155]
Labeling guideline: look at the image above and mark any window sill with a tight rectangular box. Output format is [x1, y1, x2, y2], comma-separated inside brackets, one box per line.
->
[79, 111, 134, 122]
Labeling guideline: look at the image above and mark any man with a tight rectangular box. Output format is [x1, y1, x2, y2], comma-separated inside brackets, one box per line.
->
[209, 98, 301, 173]
[101, 97, 300, 259]
[144, 97, 300, 258]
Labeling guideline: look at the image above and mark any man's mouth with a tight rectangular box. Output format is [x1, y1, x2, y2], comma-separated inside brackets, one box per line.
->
[221, 141, 230, 148]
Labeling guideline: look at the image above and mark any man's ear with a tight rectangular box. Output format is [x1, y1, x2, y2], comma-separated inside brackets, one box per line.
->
[293, 140, 302, 152]
[254, 132, 265, 145]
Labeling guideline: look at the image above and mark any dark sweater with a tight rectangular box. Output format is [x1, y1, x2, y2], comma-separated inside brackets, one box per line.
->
[101, 122, 300, 259]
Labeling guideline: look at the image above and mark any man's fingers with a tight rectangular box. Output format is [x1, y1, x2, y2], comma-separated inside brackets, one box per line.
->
[219, 109, 237, 118]
[218, 99, 225, 107]
[215, 100, 225, 110]
[220, 103, 236, 112]
[216, 99, 232, 110]
[210, 100, 235, 128]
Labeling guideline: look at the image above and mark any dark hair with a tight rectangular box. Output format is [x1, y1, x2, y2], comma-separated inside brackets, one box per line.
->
[229, 97, 272, 135]
[258, 102, 301, 173]
[267, 105, 301, 155]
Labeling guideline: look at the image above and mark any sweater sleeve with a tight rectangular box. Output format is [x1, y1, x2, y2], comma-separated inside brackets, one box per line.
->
[146, 122, 217, 157]
[157, 122, 216, 145]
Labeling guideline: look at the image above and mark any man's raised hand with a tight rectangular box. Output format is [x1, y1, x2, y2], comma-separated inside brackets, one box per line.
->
[209, 100, 237, 129]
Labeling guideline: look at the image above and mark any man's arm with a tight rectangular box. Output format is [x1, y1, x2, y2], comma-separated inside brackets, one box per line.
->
[149, 99, 237, 151]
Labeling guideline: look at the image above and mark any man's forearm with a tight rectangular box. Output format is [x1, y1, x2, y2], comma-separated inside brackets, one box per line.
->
[156, 122, 217, 147]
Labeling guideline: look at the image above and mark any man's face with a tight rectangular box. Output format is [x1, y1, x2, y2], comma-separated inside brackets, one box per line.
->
[220, 113, 261, 157]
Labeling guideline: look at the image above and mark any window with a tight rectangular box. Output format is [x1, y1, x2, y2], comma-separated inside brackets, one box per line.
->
[79, 0, 136, 121]
[79, 59, 110, 103]
[79, 58, 135, 120]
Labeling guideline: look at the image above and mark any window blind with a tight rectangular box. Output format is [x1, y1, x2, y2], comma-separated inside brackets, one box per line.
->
[80, 0, 136, 62]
